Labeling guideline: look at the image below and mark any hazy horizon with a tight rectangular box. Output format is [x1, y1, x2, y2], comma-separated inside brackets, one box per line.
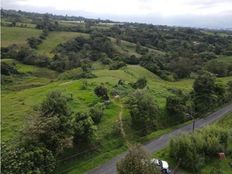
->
[2, 0, 232, 29]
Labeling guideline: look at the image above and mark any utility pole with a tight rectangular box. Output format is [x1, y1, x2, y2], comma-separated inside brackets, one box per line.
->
[192, 117, 195, 132]
[187, 109, 195, 133]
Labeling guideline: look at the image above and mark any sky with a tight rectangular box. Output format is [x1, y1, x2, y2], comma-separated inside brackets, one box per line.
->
[2, 0, 232, 29]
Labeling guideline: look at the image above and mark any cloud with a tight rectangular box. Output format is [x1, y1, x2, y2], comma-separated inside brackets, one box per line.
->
[2, 0, 232, 16]
[1, 0, 232, 28]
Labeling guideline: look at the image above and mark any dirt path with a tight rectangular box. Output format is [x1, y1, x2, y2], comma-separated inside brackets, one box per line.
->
[117, 103, 130, 147]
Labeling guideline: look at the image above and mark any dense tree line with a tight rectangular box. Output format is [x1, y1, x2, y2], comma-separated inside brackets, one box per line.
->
[27, 29, 48, 49]
[104, 24, 232, 57]
[166, 71, 232, 124]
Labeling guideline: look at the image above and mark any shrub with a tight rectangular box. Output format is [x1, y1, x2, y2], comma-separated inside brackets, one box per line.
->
[1, 62, 19, 75]
[169, 126, 230, 172]
[73, 112, 96, 145]
[109, 61, 126, 70]
[40, 90, 70, 117]
[1, 144, 56, 174]
[117, 145, 160, 174]
[23, 116, 73, 154]
[170, 134, 205, 172]
[94, 85, 109, 100]
[89, 103, 105, 124]
[166, 91, 191, 123]
[132, 77, 147, 89]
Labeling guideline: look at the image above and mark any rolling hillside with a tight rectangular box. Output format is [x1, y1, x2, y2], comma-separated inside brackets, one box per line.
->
[36, 31, 89, 57]
[1, 26, 42, 47]
[1, 12, 232, 174]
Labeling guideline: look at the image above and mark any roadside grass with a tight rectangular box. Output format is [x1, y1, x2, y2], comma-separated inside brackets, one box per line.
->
[1, 26, 42, 47]
[36, 31, 89, 57]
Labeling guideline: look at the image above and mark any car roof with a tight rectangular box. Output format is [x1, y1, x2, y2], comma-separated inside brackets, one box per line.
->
[161, 160, 169, 169]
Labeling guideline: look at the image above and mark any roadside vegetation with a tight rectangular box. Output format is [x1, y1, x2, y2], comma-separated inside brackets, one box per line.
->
[153, 113, 232, 174]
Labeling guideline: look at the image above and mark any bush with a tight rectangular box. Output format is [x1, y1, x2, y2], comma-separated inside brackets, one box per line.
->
[73, 112, 96, 145]
[1, 144, 56, 174]
[1, 62, 19, 75]
[89, 103, 105, 124]
[169, 126, 230, 172]
[132, 77, 147, 89]
[117, 145, 160, 174]
[166, 91, 191, 123]
[23, 116, 73, 154]
[100, 56, 112, 64]
[109, 61, 126, 70]
[58, 68, 96, 80]
[94, 85, 109, 100]
[40, 90, 70, 117]
[170, 134, 205, 172]
[123, 55, 140, 65]
[27, 37, 42, 49]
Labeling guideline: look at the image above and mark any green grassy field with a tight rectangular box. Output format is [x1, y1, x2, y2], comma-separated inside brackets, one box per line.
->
[2, 64, 232, 141]
[36, 31, 89, 57]
[110, 37, 164, 58]
[216, 55, 232, 64]
[1, 65, 189, 141]
[1, 26, 42, 47]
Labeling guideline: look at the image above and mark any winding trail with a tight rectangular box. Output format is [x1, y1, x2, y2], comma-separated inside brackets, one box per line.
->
[87, 103, 232, 174]
[117, 103, 130, 147]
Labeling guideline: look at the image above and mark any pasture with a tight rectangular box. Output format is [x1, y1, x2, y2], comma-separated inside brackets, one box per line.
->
[1, 26, 41, 47]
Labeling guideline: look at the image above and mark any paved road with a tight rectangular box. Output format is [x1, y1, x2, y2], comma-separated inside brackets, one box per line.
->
[87, 104, 232, 174]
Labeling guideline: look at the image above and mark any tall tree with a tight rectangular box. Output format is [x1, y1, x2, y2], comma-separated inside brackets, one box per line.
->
[127, 90, 159, 134]
[193, 71, 217, 113]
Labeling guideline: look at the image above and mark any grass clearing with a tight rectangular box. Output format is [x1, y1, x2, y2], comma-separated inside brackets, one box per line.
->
[36, 31, 89, 57]
[1, 26, 42, 47]
[110, 38, 164, 58]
